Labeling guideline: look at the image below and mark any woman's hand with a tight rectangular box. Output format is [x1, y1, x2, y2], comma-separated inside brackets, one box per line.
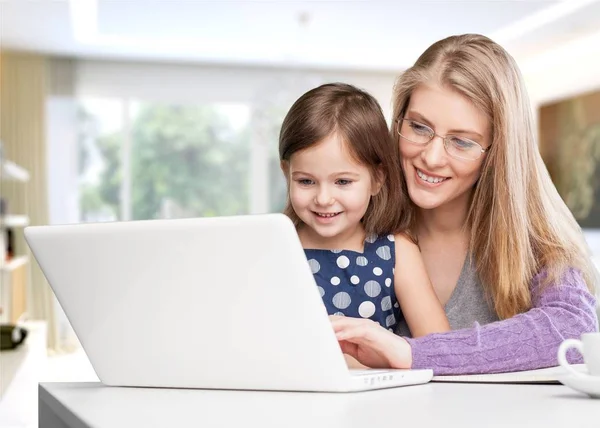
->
[330, 315, 413, 369]
[343, 353, 369, 369]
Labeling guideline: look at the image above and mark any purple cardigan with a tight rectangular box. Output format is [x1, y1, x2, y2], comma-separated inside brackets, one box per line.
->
[406, 268, 599, 375]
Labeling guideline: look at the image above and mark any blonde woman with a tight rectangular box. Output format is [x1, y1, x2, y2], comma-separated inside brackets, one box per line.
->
[331, 34, 599, 375]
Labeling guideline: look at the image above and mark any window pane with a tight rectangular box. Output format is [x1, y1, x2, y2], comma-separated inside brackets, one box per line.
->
[129, 102, 251, 219]
[78, 98, 124, 222]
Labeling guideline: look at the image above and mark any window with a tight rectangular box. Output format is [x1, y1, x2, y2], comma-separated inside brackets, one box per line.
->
[77, 98, 274, 221]
[78, 98, 123, 222]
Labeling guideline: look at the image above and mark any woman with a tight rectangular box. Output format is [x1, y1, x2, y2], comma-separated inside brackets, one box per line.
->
[331, 34, 599, 375]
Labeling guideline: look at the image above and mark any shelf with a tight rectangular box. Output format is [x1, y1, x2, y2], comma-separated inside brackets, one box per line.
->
[0, 255, 28, 272]
[0, 215, 29, 228]
[1, 160, 29, 182]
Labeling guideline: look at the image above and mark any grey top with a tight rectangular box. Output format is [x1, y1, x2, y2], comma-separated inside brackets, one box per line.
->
[396, 255, 499, 337]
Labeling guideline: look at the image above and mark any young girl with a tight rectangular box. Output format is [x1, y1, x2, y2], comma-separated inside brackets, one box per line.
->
[279, 82, 450, 339]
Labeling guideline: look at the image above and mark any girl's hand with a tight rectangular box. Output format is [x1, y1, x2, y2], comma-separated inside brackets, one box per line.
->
[329, 315, 413, 369]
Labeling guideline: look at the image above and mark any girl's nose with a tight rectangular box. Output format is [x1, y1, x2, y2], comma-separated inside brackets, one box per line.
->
[315, 186, 334, 206]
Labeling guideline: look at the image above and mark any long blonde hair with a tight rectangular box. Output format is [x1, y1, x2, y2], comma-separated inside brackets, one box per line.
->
[392, 34, 596, 319]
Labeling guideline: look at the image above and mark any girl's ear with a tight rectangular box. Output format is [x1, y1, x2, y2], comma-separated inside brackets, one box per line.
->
[371, 165, 385, 196]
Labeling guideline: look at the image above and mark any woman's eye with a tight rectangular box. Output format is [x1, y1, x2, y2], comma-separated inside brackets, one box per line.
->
[297, 179, 314, 185]
[450, 137, 477, 150]
[409, 121, 432, 135]
[336, 179, 352, 186]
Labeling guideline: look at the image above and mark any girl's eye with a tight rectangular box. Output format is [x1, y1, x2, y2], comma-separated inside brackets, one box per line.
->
[297, 179, 314, 185]
[336, 179, 352, 186]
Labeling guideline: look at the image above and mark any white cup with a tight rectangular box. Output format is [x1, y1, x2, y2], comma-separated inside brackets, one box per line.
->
[558, 332, 600, 377]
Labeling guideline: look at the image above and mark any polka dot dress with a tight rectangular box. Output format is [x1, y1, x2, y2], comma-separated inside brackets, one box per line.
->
[304, 234, 401, 330]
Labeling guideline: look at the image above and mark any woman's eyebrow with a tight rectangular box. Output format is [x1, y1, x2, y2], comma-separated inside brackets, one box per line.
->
[405, 110, 434, 127]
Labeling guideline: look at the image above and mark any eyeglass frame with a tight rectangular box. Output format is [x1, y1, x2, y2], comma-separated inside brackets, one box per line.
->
[395, 117, 489, 161]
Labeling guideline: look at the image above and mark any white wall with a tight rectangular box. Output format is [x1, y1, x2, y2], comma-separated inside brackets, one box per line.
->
[46, 97, 79, 226]
[75, 60, 399, 118]
[74, 46, 600, 127]
[522, 31, 600, 106]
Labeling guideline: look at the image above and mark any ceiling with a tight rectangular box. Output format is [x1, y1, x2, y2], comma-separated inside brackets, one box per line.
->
[1, 0, 600, 72]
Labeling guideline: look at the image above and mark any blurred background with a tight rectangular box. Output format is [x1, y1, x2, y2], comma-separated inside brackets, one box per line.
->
[1, 1, 600, 426]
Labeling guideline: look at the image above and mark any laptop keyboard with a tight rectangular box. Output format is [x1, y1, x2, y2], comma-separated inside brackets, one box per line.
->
[350, 369, 391, 376]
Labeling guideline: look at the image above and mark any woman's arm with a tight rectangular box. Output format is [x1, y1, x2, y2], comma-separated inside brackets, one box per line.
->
[394, 234, 450, 337]
[406, 268, 599, 375]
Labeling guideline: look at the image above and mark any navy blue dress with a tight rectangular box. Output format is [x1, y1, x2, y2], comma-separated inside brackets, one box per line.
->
[304, 234, 401, 331]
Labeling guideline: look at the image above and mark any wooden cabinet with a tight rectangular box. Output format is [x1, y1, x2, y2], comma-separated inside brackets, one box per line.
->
[0, 256, 28, 323]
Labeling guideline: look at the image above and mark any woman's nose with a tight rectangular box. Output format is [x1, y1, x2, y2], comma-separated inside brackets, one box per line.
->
[421, 136, 448, 169]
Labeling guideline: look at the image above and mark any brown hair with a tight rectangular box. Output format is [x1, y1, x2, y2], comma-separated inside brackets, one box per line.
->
[392, 34, 596, 318]
[279, 82, 408, 235]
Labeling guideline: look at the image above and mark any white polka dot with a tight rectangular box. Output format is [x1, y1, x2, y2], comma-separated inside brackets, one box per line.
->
[336, 255, 350, 269]
[356, 256, 368, 266]
[376, 245, 392, 260]
[381, 296, 392, 311]
[394, 302, 399, 308]
[307, 259, 320, 274]
[364, 280, 381, 298]
[392, 268, 395, 274]
[386, 314, 397, 327]
[332, 292, 351, 309]
[330, 276, 341, 286]
[358, 301, 376, 318]
[365, 234, 377, 243]
[351, 275, 360, 285]
[387, 234, 395, 242]
[334, 312, 345, 316]
[385, 278, 392, 287]
[317, 286, 325, 297]
[330, 249, 342, 253]
[373, 267, 383, 276]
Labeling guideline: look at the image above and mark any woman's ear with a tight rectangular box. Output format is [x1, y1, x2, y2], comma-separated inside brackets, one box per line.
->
[371, 165, 385, 196]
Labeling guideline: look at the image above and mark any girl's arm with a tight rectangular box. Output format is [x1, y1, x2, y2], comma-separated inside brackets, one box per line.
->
[394, 234, 450, 337]
[406, 268, 599, 375]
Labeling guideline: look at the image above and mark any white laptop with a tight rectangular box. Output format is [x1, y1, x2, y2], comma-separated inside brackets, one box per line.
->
[25, 213, 432, 392]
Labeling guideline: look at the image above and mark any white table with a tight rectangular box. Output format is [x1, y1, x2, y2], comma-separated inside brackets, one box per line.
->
[0, 321, 47, 428]
[39, 381, 598, 428]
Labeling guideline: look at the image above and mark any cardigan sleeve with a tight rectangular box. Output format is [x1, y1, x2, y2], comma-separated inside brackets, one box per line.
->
[406, 268, 598, 375]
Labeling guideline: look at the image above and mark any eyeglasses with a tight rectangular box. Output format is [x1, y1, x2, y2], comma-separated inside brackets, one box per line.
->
[396, 118, 488, 161]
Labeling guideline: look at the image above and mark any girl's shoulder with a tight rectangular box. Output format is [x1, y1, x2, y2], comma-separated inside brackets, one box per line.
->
[302, 233, 396, 258]
[361, 233, 396, 263]
[364, 233, 396, 251]
[365, 233, 396, 245]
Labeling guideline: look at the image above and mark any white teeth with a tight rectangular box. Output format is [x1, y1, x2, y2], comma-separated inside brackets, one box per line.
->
[316, 212, 338, 218]
[417, 169, 446, 184]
